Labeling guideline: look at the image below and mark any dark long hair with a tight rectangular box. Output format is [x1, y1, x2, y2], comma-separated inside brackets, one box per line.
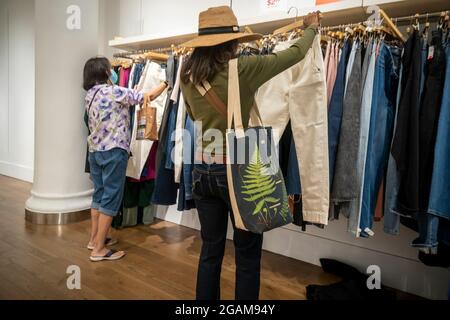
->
[181, 40, 238, 85]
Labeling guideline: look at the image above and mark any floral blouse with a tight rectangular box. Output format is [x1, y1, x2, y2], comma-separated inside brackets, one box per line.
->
[85, 84, 144, 152]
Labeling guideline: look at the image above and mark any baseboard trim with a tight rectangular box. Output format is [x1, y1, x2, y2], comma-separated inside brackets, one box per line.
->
[0, 160, 33, 182]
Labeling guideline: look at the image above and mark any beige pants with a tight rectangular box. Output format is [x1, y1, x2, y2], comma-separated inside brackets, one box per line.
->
[255, 35, 329, 225]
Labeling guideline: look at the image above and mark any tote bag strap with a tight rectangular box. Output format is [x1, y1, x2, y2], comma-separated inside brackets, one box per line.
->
[191, 77, 227, 118]
[142, 94, 149, 110]
[249, 102, 263, 127]
[226, 58, 248, 232]
[228, 59, 264, 131]
[227, 58, 245, 138]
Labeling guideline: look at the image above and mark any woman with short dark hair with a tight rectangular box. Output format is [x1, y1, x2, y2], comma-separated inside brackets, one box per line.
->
[82, 57, 151, 261]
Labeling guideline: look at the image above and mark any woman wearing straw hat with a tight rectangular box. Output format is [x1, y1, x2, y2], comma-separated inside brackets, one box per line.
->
[180, 6, 321, 300]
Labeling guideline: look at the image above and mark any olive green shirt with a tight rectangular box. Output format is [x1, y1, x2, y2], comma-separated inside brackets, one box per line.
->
[180, 26, 318, 155]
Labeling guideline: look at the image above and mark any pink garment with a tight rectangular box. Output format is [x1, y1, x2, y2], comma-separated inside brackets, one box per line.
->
[323, 41, 331, 78]
[326, 42, 338, 106]
[146, 141, 157, 180]
[119, 67, 131, 87]
[128, 141, 158, 183]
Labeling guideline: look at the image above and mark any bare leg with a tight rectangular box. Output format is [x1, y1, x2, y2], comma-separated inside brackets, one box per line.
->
[88, 209, 115, 248]
[91, 212, 125, 258]
[89, 208, 100, 246]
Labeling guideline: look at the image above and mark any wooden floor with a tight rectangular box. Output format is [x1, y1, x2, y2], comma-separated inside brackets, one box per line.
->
[0, 174, 344, 300]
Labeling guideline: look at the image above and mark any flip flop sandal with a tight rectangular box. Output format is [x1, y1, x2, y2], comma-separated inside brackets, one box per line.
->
[87, 238, 118, 250]
[90, 249, 126, 262]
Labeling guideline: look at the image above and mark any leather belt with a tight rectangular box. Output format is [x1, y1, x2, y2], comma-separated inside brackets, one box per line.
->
[195, 151, 227, 164]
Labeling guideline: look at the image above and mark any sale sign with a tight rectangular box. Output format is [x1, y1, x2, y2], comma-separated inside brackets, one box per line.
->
[316, 0, 341, 4]
[260, 0, 288, 12]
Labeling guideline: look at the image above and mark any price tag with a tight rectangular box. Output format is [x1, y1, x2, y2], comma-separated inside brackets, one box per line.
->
[428, 46, 434, 60]
[260, 0, 288, 12]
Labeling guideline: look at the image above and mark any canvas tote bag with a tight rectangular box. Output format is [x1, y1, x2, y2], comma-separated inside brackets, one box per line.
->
[136, 95, 158, 141]
[226, 59, 291, 234]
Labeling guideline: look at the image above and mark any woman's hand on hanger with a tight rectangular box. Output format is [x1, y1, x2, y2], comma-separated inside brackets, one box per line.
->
[304, 11, 322, 28]
[145, 81, 168, 102]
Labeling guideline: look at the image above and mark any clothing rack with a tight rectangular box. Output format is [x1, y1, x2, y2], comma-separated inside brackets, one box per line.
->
[322, 10, 448, 31]
[113, 10, 449, 57]
[113, 47, 172, 58]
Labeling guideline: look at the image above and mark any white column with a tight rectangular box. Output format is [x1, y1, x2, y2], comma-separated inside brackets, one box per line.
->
[25, 0, 100, 224]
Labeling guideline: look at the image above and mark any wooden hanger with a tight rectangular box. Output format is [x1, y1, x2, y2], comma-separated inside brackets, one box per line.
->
[438, 11, 449, 30]
[111, 57, 133, 68]
[273, 19, 304, 36]
[379, 9, 405, 42]
[412, 13, 420, 31]
[354, 24, 366, 34]
[143, 51, 169, 62]
[321, 34, 331, 43]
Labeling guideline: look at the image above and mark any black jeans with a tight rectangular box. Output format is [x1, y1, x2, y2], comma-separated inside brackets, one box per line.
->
[192, 163, 263, 300]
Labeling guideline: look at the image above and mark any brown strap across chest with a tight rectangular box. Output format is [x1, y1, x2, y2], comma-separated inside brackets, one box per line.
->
[191, 78, 227, 118]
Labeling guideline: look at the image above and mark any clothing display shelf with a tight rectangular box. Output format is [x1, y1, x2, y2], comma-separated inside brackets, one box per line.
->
[109, 0, 449, 52]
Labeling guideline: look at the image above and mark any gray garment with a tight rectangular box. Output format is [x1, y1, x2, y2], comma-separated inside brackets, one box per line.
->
[345, 40, 375, 234]
[122, 207, 138, 227]
[361, 40, 374, 90]
[344, 40, 357, 97]
[143, 205, 156, 224]
[121, 206, 156, 226]
[331, 42, 363, 205]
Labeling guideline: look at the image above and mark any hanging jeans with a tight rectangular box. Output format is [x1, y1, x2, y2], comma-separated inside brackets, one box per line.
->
[164, 96, 179, 170]
[255, 35, 329, 225]
[183, 115, 196, 201]
[286, 135, 302, 195]
[347, 41, 377, 236]
[412, 31, 447, 252]
[391, 31, 423, 216]
[359, 43, 401, 238]
[152, 100, 179, 206]
[152, 57, 179, 205]
[193, 164, 263, 300]
[429, 40, 450, 220]
[383, 58, 404, 235]
[331, 42, 362, 209]
[328, 40, 351, 189]
[384, 37, 429, 234]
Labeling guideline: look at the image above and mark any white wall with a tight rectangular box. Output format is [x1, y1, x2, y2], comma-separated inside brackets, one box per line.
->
[0, 0, 35, 182]
[98, 0, 120, 57]
[116, 0, 360, 38]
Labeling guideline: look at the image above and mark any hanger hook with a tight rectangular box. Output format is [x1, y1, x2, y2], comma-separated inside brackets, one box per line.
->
[287, 6, 299, 21]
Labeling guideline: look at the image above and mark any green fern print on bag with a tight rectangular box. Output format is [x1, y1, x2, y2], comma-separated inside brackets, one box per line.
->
[229, 133, 291, 234]
[241, 145, 289, 221]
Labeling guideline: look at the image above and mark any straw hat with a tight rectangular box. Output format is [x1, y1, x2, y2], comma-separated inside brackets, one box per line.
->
[181, 6, 262, 48]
